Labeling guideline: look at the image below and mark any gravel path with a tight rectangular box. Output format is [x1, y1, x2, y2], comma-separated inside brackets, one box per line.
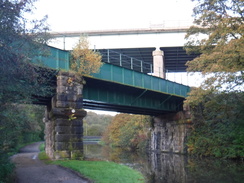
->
[11, 142, 91, 183]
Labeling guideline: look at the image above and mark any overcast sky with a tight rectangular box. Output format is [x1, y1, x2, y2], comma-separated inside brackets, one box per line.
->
[31, 0, 196, 32]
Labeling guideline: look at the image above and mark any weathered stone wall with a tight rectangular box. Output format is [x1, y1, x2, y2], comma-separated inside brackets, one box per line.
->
[44, 71, 86, 160]
[150, 111, 192, 154]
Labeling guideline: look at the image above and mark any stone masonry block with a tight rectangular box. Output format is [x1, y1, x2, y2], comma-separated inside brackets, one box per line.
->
[76, 102, 83, 109]
[71, 126, 83, 134]
[76, 86, 83, 95]
[76, 97, 83, 103]
[55, 101, 83, 109]
[55, 118, 70, 126]
[66, 94, 78, 102]
[57, 86, 66, 94]
[71, 119, 83, 126]
[55, 142, 83, 151]
[55, 101, 69, 108]
[56, 94, 67, 101]
[55, 134, 82, 142]
[55, 119, 83, 126]
[55, 126, 83, 134]
[50, 108, 86, 118]
[55, 126, 71, 134]
[57, 76, 70, 87]
[55, 142, 70, 151]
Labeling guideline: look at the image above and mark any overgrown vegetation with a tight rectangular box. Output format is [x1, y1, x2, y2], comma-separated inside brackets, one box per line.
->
[186, 90, 244, 158]
[185, 0, 244, 159]
[52, 160, 145, 183]
[70, 36, 103, 76]
[0, 104, 45, 182]
[0, 0, 50, 182]
[102, 114, 151, 151]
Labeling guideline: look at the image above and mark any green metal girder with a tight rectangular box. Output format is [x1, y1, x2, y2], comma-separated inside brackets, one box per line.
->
[32, 46, 70, 70]
[83, 76, 185, 114]
[91, 63, 190, 98]
[32, 46, 190, 114]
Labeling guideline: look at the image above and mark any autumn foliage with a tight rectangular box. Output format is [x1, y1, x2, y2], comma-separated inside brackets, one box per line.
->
[185, 0, 244, 91]
[102, 114, 151, 151]
[184, 0, 244, 159]
[70, 36, 103, 76]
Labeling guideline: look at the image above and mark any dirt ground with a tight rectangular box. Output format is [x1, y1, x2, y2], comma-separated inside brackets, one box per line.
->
[11, 142, 91, 183]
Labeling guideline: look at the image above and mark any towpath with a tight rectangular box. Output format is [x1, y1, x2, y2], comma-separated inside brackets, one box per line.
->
[11, 142, 90, 183]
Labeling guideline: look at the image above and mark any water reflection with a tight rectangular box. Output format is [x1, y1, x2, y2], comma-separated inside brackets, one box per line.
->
[84, 144, 244, 183]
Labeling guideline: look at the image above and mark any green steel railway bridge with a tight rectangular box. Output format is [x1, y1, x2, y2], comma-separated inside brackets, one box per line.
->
[34, 46, 194, 116]
[32, 45, 198, 160]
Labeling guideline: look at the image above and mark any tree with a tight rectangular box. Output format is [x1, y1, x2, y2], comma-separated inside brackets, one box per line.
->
[0, 0, 50, 104]
[184, 0, 244, 159]
[70, 36, 103, 76]
[103, 114, 151, 151]
[0, 1, 50, 181]
[186, 90, 244, 158]
[185, 0, 244, 91]
[84, 112, 113, 136]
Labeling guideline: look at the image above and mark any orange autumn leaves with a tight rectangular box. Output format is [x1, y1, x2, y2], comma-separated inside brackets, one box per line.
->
[70, 36, 103, 76]
[102, 114, 151, 150]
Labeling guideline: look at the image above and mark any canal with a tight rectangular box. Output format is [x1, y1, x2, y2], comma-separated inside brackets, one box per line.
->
[84, 143, 243, 183]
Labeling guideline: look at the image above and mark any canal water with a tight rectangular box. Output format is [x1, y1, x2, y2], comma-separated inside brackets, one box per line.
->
[84, 143, 244, 183]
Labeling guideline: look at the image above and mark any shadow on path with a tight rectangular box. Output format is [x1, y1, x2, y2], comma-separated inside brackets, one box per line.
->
[11, 142, 91, 183]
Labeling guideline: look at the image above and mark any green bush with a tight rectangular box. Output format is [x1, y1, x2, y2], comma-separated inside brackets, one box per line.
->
[0, 154, 15, 183]
[0, 104, 45, 182]
[187, 91, 244, 159]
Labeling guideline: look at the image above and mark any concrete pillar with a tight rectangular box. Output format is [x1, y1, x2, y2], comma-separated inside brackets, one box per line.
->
[152, 48, 165, 78]
[44, 71, 86, 160]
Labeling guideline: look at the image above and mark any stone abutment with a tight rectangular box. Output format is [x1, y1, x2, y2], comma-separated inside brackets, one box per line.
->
[150, 111, 192, 154]
[44, 71, 86, 159]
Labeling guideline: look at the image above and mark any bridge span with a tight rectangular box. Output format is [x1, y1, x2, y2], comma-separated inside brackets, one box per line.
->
[47, 27, 199, 76]
[34, 46, 190, 115]
[48, 27, 191, 50]
[34, 45, 193, 160]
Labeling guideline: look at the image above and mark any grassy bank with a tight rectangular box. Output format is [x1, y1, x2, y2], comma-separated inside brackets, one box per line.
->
[52, 160, 145, 183]
[38, 143, 144, 183]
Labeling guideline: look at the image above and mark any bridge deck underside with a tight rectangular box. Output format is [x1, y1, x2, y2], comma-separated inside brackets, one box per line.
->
[98, 47, 200, 73]
[83, 77, 185, 115]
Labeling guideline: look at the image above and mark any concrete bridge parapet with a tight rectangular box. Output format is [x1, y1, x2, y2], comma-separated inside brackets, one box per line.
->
[44, 71, 87, 160]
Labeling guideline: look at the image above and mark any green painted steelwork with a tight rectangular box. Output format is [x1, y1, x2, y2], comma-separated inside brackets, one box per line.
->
[82, 76, 186, 115]
[90, 63, 190, 98]
[33, 46, 70, 70]
[33, 46, 190, 114]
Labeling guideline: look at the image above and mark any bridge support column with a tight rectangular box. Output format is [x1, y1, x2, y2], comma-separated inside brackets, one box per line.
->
[44, 71, 86, 160]
[152, 48, 165, 78]
[150, 110, 192, 154]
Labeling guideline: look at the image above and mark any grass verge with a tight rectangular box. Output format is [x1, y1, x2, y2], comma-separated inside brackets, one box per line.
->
[38, 144, 144, 183]
[52, 160, 145, 183]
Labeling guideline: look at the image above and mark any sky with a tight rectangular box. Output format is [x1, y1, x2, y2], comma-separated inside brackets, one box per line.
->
[31, 0, 196, 32]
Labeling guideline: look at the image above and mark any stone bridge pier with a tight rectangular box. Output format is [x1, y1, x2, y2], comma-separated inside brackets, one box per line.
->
[150, 110, 192, 154]
[44, 71, 86, 160]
